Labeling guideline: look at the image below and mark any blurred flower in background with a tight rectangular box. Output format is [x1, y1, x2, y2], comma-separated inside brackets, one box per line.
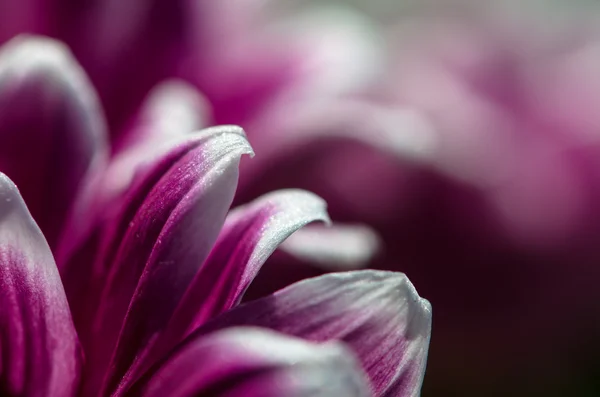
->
[3, 0, 600, 395]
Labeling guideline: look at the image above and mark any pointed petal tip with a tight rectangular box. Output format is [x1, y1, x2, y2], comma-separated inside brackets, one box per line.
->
[195, 124, 255, 158]
[0, 172, 18, 194]
[197, 269, 431, 396]
[0, 172, 31, 222]
[373, 269, 432, 332]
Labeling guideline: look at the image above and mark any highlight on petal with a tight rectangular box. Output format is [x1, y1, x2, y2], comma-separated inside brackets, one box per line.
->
[0, 35, 108, 250]
[114, 79, 212, 154]
[279, 223, 381, 270]
[90, 126, 253, 396]
[122, 189, 330, 384]
[198, 270, 432, 397]
[0, 173, 82, 396]
[130, 327, 372, 397]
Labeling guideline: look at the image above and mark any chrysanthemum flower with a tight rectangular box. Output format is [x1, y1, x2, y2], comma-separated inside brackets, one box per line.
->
[0, 34, 431, 397]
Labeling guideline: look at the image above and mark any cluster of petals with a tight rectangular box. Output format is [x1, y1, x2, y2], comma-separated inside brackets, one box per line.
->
[0, 34, 431, 397]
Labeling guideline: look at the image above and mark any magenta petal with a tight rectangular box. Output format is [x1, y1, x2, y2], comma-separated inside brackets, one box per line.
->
[62, 0, 189, 135]
[126, 189, 330, 382]
[130, 327, 372, 397]
[0, 173, 82, 396]
[0, 35, 108, 250]
[199, 270, 432, 397]
[57, 82, 209, 278]
[89, 126, 252, 395]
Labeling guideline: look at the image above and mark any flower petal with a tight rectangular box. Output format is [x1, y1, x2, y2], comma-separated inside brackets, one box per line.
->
[113, 79, 211, 154]
[198, 270, 432, 397]
[130, 327, 372, 397]
[0, 173, 82, 396]
[60, 0, 190, 135]
[0, 35, 108, 250]
[242, 223, 381, 302]
[89, 126, 252, 395]
[235, 98, 437, 223]
[56, 80, 208, 273]
[119, 189, 330, 386]
[279, 223, 381, 270]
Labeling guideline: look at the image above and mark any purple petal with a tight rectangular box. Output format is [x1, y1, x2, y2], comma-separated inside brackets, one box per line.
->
[198, 270, 432, 397]
[0, 35, 108, 250]
[130, 327, 372, 397]
[120, 189, 330, 386]
[85, 126, 252, 395]
[60, 0, 189, 135]
[0, 173, 82, 396]
[56, 80, 208, 272]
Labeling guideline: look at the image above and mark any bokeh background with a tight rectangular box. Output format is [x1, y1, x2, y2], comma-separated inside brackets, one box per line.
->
[2, 0, 600, 395]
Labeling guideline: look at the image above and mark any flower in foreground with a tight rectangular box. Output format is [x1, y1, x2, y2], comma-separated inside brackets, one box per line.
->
[0, 35, 431, 396]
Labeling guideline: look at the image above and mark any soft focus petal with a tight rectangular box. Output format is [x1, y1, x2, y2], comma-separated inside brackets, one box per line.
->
[251, 3, 384, 98]
[280, 223, 381, 270]
[0, 35, 108, 250]
[0, 173, 81, 396]
[130, 327, 372, 397]
[58, 0, 190, 135]
[127, 189, 330, 382]
[114, 79, 211, 154]
[199, 270, 432, 397]
[236, 98, 436, 222]
[94, 126, 253, 396]
[243, 223, 382, 302]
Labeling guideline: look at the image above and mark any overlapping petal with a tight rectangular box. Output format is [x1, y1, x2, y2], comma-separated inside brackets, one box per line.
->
[92, 126, 253, 395]
[199, 270, 432, 397]
[243, 223, 381, 302]
[131, 327, 372, 397]
[0, 35, 108, 250]
[0, 173, 81, 396]
[57, 81, 209, 303]
[117, 189, 330, 387]
[0, 6, 436, 397]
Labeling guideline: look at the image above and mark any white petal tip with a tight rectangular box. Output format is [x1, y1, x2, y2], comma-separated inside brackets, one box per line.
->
[0, 35, 76, 76]
[281, 223, 381, 270]
[197, 125, 255, 158]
